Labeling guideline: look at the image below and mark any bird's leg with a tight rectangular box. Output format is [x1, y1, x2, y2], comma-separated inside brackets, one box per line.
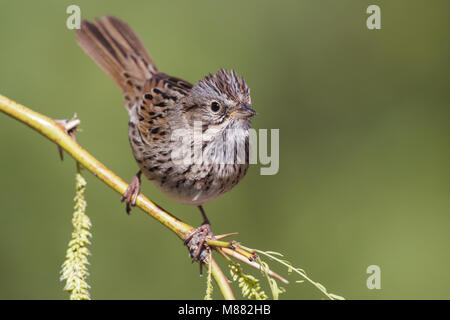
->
[184, 205, 215, 265]
[199, 205, 210, 227]
[121, 170, 142, 214]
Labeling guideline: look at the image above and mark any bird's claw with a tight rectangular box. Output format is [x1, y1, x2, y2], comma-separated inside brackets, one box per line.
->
[184, 223, 214, 266]
[121, 171, 141, 214]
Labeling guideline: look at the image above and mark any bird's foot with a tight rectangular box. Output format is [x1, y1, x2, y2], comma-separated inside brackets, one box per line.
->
[184, 223, 215, 265]
[121, 171, 142, 214]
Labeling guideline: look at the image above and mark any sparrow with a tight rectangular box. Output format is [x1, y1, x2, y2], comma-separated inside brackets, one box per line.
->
[76, 16, 256, 261]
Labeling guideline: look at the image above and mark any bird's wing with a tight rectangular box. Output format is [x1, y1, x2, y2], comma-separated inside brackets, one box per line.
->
[133, 73, 193, 145]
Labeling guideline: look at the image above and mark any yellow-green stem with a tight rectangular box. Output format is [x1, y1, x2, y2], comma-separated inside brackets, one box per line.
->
[0, 93, 234, 300]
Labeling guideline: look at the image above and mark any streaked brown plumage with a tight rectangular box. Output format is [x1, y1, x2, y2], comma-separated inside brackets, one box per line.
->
[76, 16, 256, 261]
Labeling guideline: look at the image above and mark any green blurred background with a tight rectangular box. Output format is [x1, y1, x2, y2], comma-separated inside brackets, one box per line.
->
[1, 0, 449, 299]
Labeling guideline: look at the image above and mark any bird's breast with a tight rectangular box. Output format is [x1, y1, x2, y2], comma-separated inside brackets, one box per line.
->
[128, 119, 251, 206]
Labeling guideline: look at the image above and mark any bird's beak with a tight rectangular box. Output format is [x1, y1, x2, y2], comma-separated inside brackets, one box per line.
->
[231, 103, 257, 119]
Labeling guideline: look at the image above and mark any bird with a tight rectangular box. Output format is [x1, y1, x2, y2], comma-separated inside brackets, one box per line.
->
[76, 16, 256, 261]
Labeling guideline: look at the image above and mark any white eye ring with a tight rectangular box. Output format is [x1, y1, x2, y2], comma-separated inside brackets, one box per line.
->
[210, 101, 220, 112]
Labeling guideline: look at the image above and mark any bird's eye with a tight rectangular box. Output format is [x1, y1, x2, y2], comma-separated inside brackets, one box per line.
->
[210, 101, 220, 112]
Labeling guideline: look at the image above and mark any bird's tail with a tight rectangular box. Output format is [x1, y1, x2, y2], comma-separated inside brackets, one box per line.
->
[76, 16, 157, 104]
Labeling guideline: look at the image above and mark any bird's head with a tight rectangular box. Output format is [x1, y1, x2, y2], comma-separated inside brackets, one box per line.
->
[183, 69, 256, 130]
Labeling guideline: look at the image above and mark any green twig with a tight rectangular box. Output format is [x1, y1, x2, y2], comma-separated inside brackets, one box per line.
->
[0, 93, 234, 300]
